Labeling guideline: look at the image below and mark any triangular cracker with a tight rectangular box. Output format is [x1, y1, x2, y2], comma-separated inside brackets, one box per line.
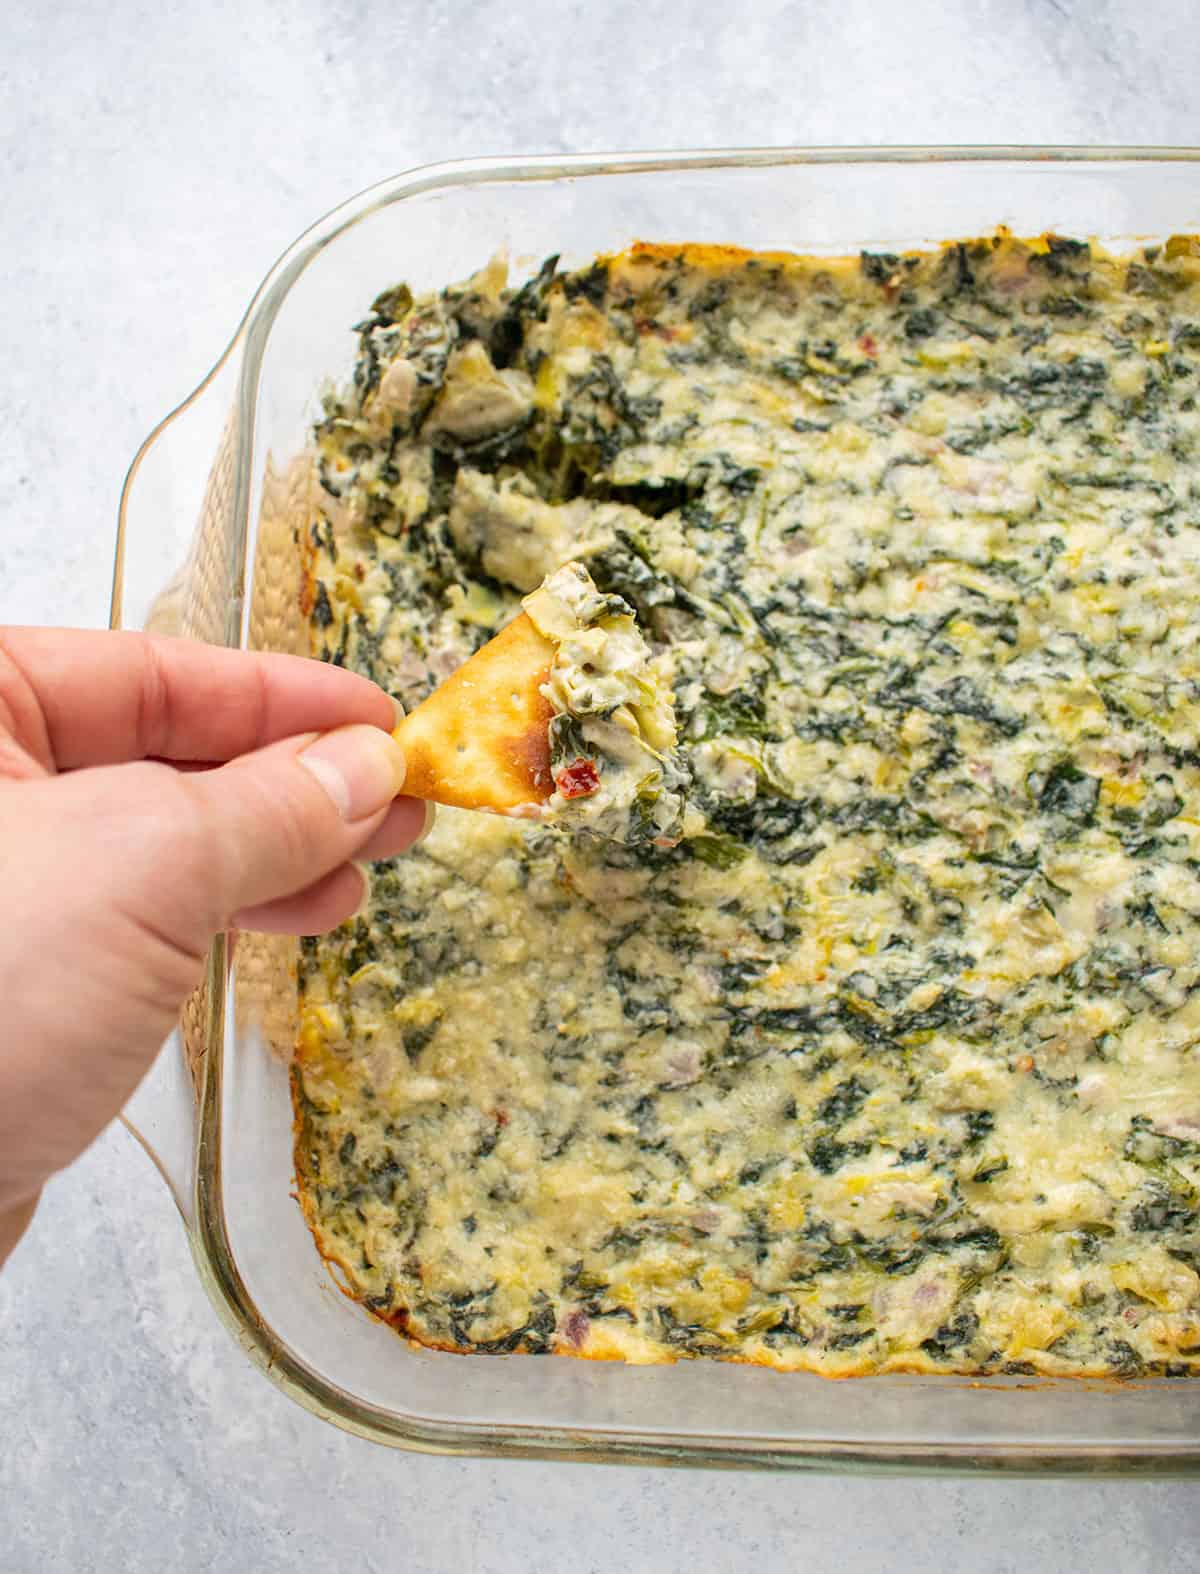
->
[392, 611, 556, 814]
[392, 563, 691, 839]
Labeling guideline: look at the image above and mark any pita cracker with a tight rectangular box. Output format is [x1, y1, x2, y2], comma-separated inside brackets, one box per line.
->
[392, 611, 555, 814]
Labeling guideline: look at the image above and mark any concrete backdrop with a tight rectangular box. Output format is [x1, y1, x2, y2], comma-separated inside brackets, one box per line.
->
[2, 3, 1198, 1568]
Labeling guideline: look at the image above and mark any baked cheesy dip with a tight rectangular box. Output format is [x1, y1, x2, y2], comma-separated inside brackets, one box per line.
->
[294, 234, 1200, 1377]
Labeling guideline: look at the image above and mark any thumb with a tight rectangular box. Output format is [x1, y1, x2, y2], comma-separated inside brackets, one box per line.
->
[15, 722, 405, 968]
[150, 723, 408, 949]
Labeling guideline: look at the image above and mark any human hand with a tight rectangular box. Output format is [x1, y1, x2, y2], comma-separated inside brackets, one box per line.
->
[0, 629, 426, 1261]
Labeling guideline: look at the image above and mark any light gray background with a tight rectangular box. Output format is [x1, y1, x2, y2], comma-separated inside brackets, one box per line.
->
[1, 2, 1197, 1569]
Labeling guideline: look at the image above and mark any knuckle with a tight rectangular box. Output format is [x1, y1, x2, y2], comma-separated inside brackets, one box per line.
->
[134, 634, 173, 759]
[0, 634, 49, 766]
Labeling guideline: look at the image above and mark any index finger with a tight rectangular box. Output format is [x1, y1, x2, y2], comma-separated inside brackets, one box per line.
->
[0, 628, 399, 770]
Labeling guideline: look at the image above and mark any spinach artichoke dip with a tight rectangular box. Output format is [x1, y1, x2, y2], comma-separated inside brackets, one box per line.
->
[523, 561, 690, 843]
[294, 234, 1200, 1377]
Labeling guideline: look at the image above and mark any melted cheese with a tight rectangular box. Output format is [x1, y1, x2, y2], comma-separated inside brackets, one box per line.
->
[523, 562, 688, 843]
[294, 235, 1200, 1377]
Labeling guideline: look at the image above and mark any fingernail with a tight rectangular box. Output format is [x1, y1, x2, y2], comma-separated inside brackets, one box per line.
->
[299, 725, 407, 821]
[351, 862, 372, 920]
[389, 695, 406, 729]
[412, 800, 438, 845]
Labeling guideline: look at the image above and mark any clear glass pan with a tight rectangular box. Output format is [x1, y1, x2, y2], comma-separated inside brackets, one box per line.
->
[114, 147, 1200, 1473]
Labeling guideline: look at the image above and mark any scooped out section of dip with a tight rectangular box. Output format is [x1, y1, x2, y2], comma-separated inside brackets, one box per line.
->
[522, 562, 690, 844]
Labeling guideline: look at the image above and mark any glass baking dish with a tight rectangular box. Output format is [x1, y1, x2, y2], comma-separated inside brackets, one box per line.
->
[112, 147, 1200, 1473]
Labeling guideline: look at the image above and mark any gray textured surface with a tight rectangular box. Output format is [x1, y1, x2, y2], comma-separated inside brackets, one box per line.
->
[2, 2, 1200, 1569]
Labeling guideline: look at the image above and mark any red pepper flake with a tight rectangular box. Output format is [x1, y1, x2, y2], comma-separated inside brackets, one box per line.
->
[494, 1109, 510, 1127]
[857, 332, 879, 359]
[1015, 1054, 1035, 1074]
[555, 757, 600, 799]
[635, 317, 681, 341]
